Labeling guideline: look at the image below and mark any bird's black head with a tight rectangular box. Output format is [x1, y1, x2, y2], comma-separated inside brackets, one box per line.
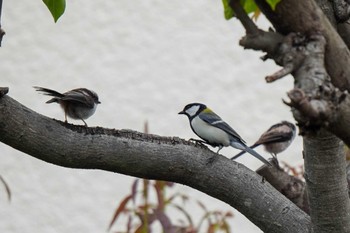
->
[178, 103, 207, 119]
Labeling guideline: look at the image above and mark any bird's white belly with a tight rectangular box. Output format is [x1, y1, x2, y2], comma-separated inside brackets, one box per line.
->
[191, 117, 230, 146]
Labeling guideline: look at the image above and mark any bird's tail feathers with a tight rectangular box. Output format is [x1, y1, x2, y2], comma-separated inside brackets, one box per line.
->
[230, 144, 259, 160]
[242, 146, 272, 166]
[34, 86, 64, 98]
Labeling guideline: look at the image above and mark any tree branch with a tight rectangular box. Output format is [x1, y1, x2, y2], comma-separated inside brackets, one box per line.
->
[257, 164, 310, 214]
[0, 90, 311, 232]
[228, 0, 259, 34]
[255, 0, 350, 91]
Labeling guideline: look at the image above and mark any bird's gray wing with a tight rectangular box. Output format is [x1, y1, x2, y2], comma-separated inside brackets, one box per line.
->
[198, 112, 246, 144]
[61, 90, 94, 108]
[255, 123, 294, 145]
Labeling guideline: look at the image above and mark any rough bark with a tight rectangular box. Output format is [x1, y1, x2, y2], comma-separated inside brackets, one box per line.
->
[0, 91, 311, 233]
[304, 130, 350, 232]
[255, 0, 350, 91]
[257, 164, 310, 214]
[229, 1, 350, 232]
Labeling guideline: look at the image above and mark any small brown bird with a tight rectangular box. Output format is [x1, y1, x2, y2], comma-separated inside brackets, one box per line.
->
[34, 86, 101, 126]
[231, 121, 296, 160]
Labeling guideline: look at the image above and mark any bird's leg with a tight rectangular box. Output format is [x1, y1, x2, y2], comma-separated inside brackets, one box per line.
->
[64, 112, 68, 123]
[81, 119, 88, 127]
[270, 154, 280, 168]
[216, 145, 223, 153]
[189, 138, 207, 145]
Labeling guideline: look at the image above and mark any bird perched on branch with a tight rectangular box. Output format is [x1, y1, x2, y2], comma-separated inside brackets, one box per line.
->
[34, 86, 101, 126]
[231, 121, 296, 161]
[179, 103, 272, 166]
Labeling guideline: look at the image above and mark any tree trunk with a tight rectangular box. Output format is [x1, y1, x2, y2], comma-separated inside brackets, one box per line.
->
[304, 130, 350, 232]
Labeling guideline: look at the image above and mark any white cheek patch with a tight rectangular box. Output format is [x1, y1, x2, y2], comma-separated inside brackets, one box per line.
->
[186, 105, 200, 117]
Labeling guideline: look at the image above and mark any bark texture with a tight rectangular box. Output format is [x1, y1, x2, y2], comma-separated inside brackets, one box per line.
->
[304, 130, 350, 232]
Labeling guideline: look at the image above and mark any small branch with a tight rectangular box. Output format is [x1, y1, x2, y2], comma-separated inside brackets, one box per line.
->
[265, 65, 294, 83]
[239, 29, 284, 55]
[229, 0, 259, 35]
[284, 89, 331, 124]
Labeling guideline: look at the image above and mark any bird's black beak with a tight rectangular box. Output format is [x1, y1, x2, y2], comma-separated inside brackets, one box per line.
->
[178, 110, 185, 115]
[98, 101, 101, 104]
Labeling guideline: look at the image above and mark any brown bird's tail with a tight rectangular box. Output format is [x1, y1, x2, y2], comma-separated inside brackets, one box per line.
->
[33, 86, 64, 103]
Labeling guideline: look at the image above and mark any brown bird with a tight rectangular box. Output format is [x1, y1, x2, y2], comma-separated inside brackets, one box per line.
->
[231, 121, 296, 160]
[34, 86, 101, 126]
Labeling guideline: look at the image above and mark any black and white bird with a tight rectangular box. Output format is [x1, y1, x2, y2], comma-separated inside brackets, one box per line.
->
[179, 103, 271, 166]
[231, 121, 296, 160]
[34, 86, 101, 126]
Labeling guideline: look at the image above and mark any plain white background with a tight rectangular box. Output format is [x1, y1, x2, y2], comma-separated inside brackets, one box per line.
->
[0, 1, 303, 232]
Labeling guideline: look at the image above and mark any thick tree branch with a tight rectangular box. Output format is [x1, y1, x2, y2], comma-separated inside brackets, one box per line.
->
[0, 91, 311, 232]
[255, 0, 350, 91]
[257, 164, 310, 214]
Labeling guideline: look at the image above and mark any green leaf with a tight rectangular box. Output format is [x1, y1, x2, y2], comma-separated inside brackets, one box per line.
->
[42, 0, 66, 22]
[241, 0, 258, 14]
[222, 0, 257, 20]
[266, 0, 281, 10]
[222, 0, 280, 20]
[222, 0, 234, 20]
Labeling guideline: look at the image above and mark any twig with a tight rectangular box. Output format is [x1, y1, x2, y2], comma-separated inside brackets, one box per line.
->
[229, 0, 259, 34]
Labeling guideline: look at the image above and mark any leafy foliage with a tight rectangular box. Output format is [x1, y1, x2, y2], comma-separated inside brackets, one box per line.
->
[222, 0, 281, 20]
[108, 179, 234, 233]
[42, 0, 66, 22]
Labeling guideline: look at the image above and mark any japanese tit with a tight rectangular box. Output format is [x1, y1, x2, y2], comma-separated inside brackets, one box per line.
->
[34, 86, 101, 126]
[179, 103, 272, 166]
[231, 121, 296, 160]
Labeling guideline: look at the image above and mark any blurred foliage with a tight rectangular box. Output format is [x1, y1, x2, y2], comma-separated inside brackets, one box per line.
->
[222, 0, 281, 20]
[108, 179, 233, 233]
[280, 162, 304, 181]
[42, 0, 65, 22]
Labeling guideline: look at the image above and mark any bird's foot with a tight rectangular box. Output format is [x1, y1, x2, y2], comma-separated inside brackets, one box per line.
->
[189, 138, 207, 145]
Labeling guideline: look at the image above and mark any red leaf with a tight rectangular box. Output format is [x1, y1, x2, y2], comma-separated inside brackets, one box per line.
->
[0, 175, 11, 202]
[131, 179, 140, 204]
[108, 194, 133, 230]
[170, 203, 194, 226]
